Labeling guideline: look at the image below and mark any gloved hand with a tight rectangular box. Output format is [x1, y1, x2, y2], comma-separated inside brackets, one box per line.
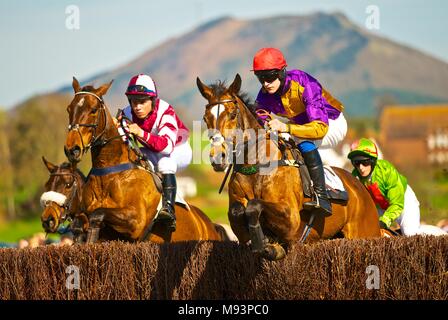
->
[268, 119, 288, 132]
[379, 220, 388, 229]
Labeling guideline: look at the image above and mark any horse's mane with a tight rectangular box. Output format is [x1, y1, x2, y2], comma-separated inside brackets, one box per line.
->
[60, 162, 87, 181]
[209, 80, 262, 125]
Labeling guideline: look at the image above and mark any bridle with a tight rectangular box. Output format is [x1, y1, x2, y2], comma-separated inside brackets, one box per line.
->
[67, 91, 109, 153]
[50, 171, 80, 215]
[205, 97, 246, 164]
[205, 96, 269, 163]
[42, 169, 83, 231]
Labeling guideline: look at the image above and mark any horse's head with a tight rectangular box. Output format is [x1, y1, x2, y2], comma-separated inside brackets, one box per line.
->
[40, 156, 85, 233]
[197, 74, 260, 171]
[64, 77, 113, 163]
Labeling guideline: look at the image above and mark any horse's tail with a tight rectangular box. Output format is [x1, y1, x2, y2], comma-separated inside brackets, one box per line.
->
[213, 223, 239, 242]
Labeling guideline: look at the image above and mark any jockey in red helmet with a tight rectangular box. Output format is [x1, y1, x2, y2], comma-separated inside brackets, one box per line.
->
[115, 74, 192, 231]
[252, 47, 348, 218]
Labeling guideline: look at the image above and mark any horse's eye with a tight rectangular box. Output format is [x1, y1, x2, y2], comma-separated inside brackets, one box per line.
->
[91, 108, 98, 114]
[65, 183, 72, 188]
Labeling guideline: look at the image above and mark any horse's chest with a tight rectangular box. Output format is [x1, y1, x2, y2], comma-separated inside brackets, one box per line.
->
[83, 178, 120, 210]
[230, 174, 262, 200]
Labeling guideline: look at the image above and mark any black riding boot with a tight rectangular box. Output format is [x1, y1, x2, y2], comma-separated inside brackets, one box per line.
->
[158, 173, 177, 232]
[302, 149, 332, 217]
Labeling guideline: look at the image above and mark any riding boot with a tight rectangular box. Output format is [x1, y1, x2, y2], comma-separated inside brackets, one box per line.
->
[158, 173, 177, 232]
[302, 149, 332, 217]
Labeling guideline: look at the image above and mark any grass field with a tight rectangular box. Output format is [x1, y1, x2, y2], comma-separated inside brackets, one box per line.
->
[0, 217, 59, 243]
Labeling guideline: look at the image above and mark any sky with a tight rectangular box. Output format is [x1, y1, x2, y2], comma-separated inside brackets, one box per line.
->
[1, 0, 447, 108]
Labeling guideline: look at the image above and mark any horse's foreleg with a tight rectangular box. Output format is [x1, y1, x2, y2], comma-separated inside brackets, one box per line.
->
[71, 213, 89, 243]
[228, 201, 250, 244]
[86, 211, 105, 243]
[245, 199, 268, 253]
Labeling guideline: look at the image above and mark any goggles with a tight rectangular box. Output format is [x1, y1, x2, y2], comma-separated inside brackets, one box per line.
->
[126, 85, 155, 95]
[255, 70, 280, 84]
[352, 159, 374, 167]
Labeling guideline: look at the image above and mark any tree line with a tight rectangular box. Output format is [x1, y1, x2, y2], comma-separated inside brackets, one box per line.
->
[0, 93, 90, 221]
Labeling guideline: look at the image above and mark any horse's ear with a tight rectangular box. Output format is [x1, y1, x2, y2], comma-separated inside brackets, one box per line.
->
[72, 77, 81, 93]
[42, 156, 57, 173]
[228, 73, 242, 95]
[96, 79, 114, 97]
[196, 77, 213, 100]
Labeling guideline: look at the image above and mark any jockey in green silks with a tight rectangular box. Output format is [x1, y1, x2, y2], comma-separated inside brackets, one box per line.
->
[348, 138, 421, 235]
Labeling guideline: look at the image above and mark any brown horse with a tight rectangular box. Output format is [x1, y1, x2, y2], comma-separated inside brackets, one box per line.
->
[197, 74, 381, 260]
[63, 77, 222, 243]
[40, 157, 89, 242]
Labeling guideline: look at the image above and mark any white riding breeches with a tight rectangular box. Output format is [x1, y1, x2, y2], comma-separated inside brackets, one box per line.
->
[378, 185, 421, 236]
[290, 113, 348, 166]
[141, 141, 192, 174]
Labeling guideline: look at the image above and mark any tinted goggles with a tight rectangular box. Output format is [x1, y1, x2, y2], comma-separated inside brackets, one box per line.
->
[255, 70, 280, 84]
[352, 159, 374, 167]
[126, 85, 155, 95]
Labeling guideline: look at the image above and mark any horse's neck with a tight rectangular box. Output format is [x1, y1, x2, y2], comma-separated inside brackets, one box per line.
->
[245, 134, 282, 165]
[237, 101, 282, 164]
[90, 111, 132, 168]
[236, 97, 262, 131]
[70, 171, 85, 214]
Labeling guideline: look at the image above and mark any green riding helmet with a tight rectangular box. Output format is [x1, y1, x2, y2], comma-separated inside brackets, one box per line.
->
[347, 138, 379, 160]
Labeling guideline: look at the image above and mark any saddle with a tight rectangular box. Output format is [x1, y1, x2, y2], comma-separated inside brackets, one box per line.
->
[279, 137, 349, 205]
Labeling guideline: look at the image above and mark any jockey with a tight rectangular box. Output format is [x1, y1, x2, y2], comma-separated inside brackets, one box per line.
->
[348, 138, 421, 235]
[116, 74, 192, 231]
[252, 47, 347, 217]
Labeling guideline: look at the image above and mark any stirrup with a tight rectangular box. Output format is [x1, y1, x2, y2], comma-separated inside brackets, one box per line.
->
[157, 207, 176, 231]
[303, 199, 332, 217]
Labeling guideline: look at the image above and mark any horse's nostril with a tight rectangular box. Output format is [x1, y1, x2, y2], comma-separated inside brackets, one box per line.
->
[72, 147, 81, 157]
[42, 217, 55, 229]
[66, 146, 81, 162]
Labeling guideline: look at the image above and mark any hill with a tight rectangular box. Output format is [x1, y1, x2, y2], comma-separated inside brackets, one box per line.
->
[58, 12, 448, 124]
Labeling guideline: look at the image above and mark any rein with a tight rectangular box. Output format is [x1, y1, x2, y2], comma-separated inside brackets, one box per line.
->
[208, 97, 292, 192]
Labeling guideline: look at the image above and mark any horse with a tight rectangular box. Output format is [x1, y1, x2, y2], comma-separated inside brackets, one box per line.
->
[40, 157, 89, 242]
[62, 77, 223, 243]
[196, 74, 381, 260]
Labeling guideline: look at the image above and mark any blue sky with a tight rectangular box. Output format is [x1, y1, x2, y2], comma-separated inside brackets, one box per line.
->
[1, 0, 447, 108]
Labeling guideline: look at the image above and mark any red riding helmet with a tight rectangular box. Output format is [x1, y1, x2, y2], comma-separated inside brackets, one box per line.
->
[125, 74, 157, 97]
[252, 47, 287, 71]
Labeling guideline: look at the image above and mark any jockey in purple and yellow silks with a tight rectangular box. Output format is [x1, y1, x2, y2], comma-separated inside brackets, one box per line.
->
[252, 47, 348, 217]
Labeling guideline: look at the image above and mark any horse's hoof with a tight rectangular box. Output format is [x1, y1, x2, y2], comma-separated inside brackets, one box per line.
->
[262, 243, 286, 261]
